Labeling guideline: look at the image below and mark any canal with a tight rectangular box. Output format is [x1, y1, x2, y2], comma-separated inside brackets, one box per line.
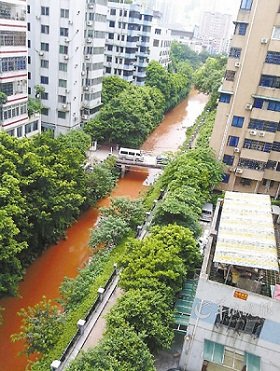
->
[0, 90, 208, 370]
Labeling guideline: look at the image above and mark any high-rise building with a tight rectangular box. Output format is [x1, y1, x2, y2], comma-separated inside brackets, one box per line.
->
[104, 1, 171, 86]
[211, 0, 280, 198]
[0, 0, 40, 137]
[198, 11, 232, 54]
[180, 191, 280, 371]
[27, 0, 107, 136]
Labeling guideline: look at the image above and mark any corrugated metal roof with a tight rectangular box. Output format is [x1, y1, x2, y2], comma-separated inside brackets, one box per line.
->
[213, 192, 279, 271]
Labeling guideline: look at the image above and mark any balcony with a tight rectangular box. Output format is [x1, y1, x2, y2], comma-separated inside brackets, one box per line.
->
[240, 148, 270, 162]
[0, 6, 26, 22]
[250, 107, 280, 123]
[235, 167, 264, 181]
[264, 169, 280, 182]
[256, 86, 280, 101]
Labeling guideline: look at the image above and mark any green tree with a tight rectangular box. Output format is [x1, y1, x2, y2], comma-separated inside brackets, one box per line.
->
[67, 325, 155, 371]
[89, 215, 129, 250]
[101, 76, 131, 105]
[11, 296, 64, 356]
[107, 288, 174, 350]
[0, 92, 7, 105]
[170, 41, 209, 69]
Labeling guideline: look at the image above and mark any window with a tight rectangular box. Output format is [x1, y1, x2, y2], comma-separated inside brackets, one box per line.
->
[108, 33, 114, 40]
[109, 21, 115, 28]
[41, 25, 49, 34]
[28, 39, 31, 48]
[110, 9, 116, 16]
[232, 116, 244, 128]
[17, 126, 23, 137]
[272, 141, 280, 152]
[58, 111, 66, 119]
[60, 28, 69, 37]
[223, 155, 234, 166]
[60, 9, 69, 18]
[107, 44, 113, 51]
[253, 98, 264, 108]
[268, 100, 280, 111]
[249, 119, 278, 132]
[204, 340, 224, 365]
[234, 22, 248, 35]
[229, 47, 241, 58]
[228, 136, 239, 147]
[41, 92, 48, 100]
[266, 160, 277, 170]
[58, 95, 66, 103]
[272, 26, 280, 40]
[240, 0, 253, 10]
[238, 158, 266, 170]
[59, 45, 68, 54]
[40, 59, 49, 68]
[260, 75, 280, 88]
[222, 174, 230, 183]
[265, 51, 280, 64]
[245, 353, 260, 371]
[225, 70, 235, 81]
[105, 67, 111, 73]
[59, 62, 67, 72]
[243, 139, 272, 152]
[40, 76, 48, 84]
[219, 93, 231, 103]
[0, 82, 13, 96]
[28, 23, 30, 31]
[58, 79, 67, 88]
[41, 6, 49, 16]
[41, 42, 49, 51]
[41, 108, 49, 115]
[25, 120, 39, 134]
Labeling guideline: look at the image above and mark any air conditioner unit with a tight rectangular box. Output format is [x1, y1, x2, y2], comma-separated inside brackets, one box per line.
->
[65, 38, 70, 43]
[81, 71, 86, 76]
[87, 21, 93, 26]
[260, 38, 268, 44]
[83, 86, 89, 91]
[38, 51, 44, 56]
[235, 62, 241, 68]
[259, 131, 265, 137]
[82, 114, 88, 120]
[87, 38, 93, 43]
[36, 15, 41, 20]
[245, 103, 253, 110]
[64, 55, 69, 60]
[229, 167, 235, 173]
[68, 20, 73, 25]
[62, 104, 68, 109]
[249, 129, 257, 136]
[85, 55, 90, 60]
[234, 147, 240, 153]
[88, 4, 94, 9]
[235, 168, 243, 174]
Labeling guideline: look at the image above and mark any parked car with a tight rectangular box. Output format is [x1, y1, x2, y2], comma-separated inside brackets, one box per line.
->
[156, 154, 169, 165]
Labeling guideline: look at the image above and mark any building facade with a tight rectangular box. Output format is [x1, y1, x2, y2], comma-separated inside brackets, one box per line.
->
[198, 11, 232, 55]
[104, 2, 153, 86]
[27, 0, 107, 136]
[180, 192, 280, 371]
[0, 0, 40, 137]
[211, 0, 280, 197]
[149, 24, 171, 69]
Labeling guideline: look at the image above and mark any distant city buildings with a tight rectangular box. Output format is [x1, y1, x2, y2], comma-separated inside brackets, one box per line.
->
[198, 11, 232, 54]
[211, 0, 280, 197]
[0, 0, 40, 138]
[27, 0, 107, 136]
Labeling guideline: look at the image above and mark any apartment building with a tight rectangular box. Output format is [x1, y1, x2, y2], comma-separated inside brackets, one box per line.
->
[149, 24, 172, 69]
[0, 0, 40, 138]
[104, 2, 153, 86]
[180, 192, 280, 371]
[27, 0, 107, 136]
[198, 11, 232, 55]
[211, 0, 280, 197]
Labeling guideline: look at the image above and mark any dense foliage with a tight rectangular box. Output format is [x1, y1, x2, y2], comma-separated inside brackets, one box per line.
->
[85, 61, 192, 147]
[0, 131, 117, 297]
[170, 41, 209, 69]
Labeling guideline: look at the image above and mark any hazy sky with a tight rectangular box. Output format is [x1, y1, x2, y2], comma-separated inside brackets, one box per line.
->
[165, 0, 241, 28]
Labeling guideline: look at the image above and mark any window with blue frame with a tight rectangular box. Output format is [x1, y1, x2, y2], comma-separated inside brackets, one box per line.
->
[222, 174, 230, 183]
[232, 116, 244, 128]
[253, 98, 264, 108]
[268, 100, 280, 112]
[243, 139, 272, 152]
[234, 22, 248, 35]
[248, 119, 278, 132]
[272, 141, 280, 152]
[240, 0, 253, 10]
[229, 47, 241, 58]
[227, 136, 239, 147]
[265, 51, 280, 65]
[223, 155, 234, 166]
[259, 75, 280, 88]
[219, 93, 231, 103]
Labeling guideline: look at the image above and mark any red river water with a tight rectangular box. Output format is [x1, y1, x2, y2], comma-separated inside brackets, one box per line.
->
[0, 90, 208, 370]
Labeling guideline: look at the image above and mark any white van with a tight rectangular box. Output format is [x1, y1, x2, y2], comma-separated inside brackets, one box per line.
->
[200, 203, 213, 222]
[118, 147, 144, 162]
